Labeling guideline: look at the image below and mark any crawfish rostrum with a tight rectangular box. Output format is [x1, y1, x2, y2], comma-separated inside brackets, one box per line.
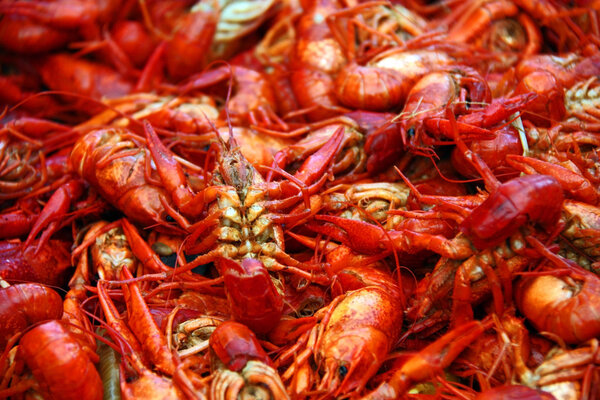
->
[1, 0, 600, 399]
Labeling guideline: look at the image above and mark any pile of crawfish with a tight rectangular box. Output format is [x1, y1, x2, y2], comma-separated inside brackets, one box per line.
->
[2, 0, 600, 399]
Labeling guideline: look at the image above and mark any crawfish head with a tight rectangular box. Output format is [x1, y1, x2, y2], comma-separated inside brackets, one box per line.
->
[316, 287, 403, 395]
[318, 330, 391, 395]
[215, 140, 258, 198]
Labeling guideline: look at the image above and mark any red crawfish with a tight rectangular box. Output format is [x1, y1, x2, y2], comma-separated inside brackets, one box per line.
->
[0, 282, 63, 348]
[444, 115, 565, 250]
[264, 120, 366, 181]
[141, 118, 346, 333]
[404, 230, 532, 326]
[1, 320, 103, 400]
[279, 285, 403, 398]
[162, 1, 219, 81]
[98, 268, 186, 400]
[362, 318, 494, 399]
[448, 0, 583, 54]
[460, 174, 563, 249]
[516, 239, 600, 344]
[451, 312, 533, 389]
[0, 0, 120, 35]
[558, 200, 600, 270]
[397, 120, 565, 325]
[36, 53, 134, 113]
[0, 116, 72, 202]
[516, 52, 600, 93]
[363, 69, 531, 159]
[287, 0, 351, 121]
[519, 339, 600, 399]
[180, 64, 285, 129]
[512, 70, 566, 126]
[0, 14, 73, 53]
[64, 219, 147, 354]
[209, 321, 288, 400]
[445, 0, 542, 56]
[0, 238, 71, 287]
[334, 46, 459, 112]
[70, 126, 186, 229]
[0, 0, 121, 55]
[451, 125, 523, 182]
[466, 307, 600, 398]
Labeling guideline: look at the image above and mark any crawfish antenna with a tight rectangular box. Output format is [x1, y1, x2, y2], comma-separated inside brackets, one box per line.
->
[222, 61, 240, 152]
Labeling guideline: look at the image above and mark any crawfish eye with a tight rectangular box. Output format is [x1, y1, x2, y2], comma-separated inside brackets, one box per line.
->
[166, 214, 175, 223]
[338, 365, 348, 378]
[407, 127, 415, 138]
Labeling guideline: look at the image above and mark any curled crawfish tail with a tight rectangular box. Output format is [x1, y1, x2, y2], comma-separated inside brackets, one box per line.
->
[18, 320, 104, 400]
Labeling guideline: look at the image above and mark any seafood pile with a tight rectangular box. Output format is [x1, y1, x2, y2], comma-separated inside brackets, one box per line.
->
[2, 0, 600, 399]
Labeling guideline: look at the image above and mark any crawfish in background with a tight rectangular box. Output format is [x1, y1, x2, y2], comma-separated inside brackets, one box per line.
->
[140, 0, 279, 82]
[0, 115, 73, 202]
[209, 0, 280, 62]
[288, 0, 351, 121]
[35, 53, 135, 115]
[180, 63, 286, 129]
[0, 0, 123, 54]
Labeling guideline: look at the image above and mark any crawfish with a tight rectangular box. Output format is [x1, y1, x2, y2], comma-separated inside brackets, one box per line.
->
[0, 238, 71, 287]
[363, 318, 493, 399]
[161, 1, 219, 81]
[558, 200, 600, 270]
[288, 0, 350, 121]
[267, 120, 366, 181]
[37, 54, 134, 113]
[210, 0, 279, 62]
[180, 64, 285, 129]
[141, 116, 348, 334]
[0, 14, 73, 54]
[334, 47, 456, 113]
[70, 126, 190, 229]
[395, 122, 565, 327]
[279, 285, 404, 398]
[405, 230, 531, 325]
[209, 321, 289, 400]
[0, 282, 63, 349]
[451, 125, 523, 182]
[0, 115, 73, 201]
[515, 245, 600, 344]
[445, 0, 542, 57]
[1, 320, 103, 400]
